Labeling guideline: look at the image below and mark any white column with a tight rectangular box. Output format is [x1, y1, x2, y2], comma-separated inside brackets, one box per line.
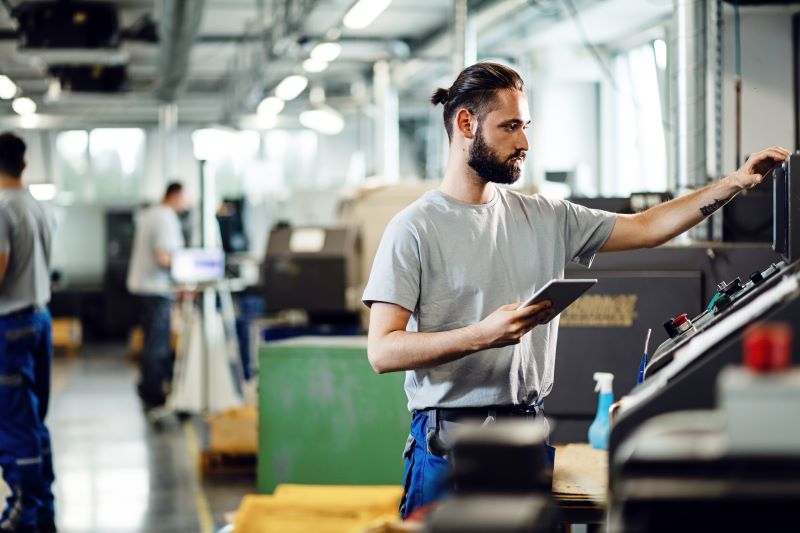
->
[373, 60, 399, 183]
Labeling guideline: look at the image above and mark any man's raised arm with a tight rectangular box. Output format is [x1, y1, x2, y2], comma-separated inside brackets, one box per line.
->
[601, 146, 790, 252]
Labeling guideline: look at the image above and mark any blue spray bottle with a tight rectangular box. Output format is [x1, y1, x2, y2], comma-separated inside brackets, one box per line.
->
[588, 372, 615, 450]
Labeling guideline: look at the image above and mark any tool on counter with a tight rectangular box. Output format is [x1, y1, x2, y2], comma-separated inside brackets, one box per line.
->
[637, 328, 652, 385]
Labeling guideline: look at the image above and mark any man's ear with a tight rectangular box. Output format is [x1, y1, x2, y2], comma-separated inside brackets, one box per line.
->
[454, 108, 476, 140]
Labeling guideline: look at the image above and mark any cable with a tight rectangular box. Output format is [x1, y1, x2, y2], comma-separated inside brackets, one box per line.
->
[560, 0, 673, 131]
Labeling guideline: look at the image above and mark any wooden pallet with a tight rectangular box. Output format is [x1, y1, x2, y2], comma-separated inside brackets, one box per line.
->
[200, 449, 256, 474]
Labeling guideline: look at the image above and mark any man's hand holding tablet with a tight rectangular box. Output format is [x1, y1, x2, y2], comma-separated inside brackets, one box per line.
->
[473, 299, 555, 349]
[517, 279, 598, 314]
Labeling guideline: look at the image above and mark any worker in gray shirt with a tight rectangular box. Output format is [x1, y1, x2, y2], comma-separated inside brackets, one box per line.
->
[127, 182, 186, 417]
[362, 62, 789, 518]
[0, 132, 57, 533]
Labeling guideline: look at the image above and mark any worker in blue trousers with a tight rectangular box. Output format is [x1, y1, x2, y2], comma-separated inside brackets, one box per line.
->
[363, 62, 790, 518]
[0, 132, 57, 533]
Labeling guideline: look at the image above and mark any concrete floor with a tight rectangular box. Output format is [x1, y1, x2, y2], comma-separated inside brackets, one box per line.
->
[8, 343, 254, 533]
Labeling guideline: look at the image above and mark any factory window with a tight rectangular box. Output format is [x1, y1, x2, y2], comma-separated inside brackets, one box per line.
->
[90, 129, 146, 202]
[192, 128, 262, 200]
[605, 41, 668, 196]
[54, 130, 89, 202]
[54, 128, 146, 204]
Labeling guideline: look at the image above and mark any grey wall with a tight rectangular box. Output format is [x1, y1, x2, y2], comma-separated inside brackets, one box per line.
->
[721, 5, 798, 174]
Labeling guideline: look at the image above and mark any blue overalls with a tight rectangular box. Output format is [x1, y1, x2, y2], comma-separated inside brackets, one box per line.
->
[399, 406, 556, 519]
[0, 308, 55, 530]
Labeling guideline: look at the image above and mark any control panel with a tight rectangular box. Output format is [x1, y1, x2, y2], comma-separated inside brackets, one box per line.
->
[644, 261, 786, 377]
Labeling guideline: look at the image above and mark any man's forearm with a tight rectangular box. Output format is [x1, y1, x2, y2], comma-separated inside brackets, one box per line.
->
[638, 178, 740, 246]
[368, 325, 487, 374]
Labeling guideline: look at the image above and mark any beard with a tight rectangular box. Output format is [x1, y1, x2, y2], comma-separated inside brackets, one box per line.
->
[467, 128, 524, 185]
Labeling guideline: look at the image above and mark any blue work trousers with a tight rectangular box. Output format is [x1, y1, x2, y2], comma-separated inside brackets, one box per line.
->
[0, 308, 55, 529]
[137, 295, 173, 408]
[399, 409, 556, 519]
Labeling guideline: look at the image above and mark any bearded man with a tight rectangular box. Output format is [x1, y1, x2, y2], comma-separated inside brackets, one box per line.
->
[361, 61, 788, 518]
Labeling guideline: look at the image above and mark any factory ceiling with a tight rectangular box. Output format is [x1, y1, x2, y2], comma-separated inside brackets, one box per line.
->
[0, 0, 672, 126]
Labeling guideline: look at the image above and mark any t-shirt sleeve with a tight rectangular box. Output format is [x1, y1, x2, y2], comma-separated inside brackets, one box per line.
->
[0, 210, 11, 254]
[362, 218, 421, 313]
[561, 200, 617, 267]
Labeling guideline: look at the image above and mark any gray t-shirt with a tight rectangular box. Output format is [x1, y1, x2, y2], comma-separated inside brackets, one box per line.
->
[0, 187, 55, 314]
[363, 187, 616, 411]
[127, 204, 184, 296]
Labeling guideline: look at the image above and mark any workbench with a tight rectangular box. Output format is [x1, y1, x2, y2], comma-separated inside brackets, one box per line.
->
[553, 443, 608, 530]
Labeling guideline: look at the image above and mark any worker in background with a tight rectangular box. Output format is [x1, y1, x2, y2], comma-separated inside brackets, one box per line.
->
[127, 182, 186, 419]
[0, 132, 56, 533]
[363, 62, 789, 518]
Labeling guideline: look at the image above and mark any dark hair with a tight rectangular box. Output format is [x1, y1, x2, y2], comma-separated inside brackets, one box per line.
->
[164, 181, 183, 199]
[431, 62, 524, 142]
[0, 132, 26, 177]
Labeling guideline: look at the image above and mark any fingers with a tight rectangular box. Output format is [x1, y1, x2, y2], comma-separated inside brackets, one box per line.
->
[747, 146, 791, 171]
[754, 146, 790, 160]
[515, 299, 552, 317]
[516, 306, 556, 332]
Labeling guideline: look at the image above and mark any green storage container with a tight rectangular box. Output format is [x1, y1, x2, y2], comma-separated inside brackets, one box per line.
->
[257, 336, 409, 493]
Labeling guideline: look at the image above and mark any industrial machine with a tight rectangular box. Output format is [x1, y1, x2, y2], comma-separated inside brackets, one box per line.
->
[425, 421, 559, 533]
[610, 153, 800, 457]
[609, 321, 800, 533]
[261, 225, 361, 325]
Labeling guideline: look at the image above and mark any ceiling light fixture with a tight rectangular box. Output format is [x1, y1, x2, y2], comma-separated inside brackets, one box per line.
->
[310, 42, 342, 62]
[257, 96, 285, 117]
[343, 0, 392, 30]
[0, 75, 17, 99]
[300, 107, 345, 135]
[12, 97, 36, 116]
[274, 75, 309, 101]
[303, 58, 329, 73]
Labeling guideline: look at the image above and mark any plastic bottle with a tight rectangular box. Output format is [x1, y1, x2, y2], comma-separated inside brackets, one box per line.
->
[588, 372, 615, 450]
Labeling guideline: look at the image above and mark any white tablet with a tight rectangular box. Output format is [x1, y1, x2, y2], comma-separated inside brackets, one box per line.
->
[516, 279, 597, 317]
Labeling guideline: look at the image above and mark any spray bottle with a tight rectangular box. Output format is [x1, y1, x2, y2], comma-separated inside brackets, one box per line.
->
[588, 372, 615, 450]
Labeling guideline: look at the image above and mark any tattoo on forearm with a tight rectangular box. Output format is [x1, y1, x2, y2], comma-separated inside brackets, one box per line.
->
[700, 199, 727, 217]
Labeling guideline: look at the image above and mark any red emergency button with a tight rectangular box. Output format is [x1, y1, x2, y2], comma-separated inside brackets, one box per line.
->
[743, 323, 793, 373]
[672, 314, 689, 327]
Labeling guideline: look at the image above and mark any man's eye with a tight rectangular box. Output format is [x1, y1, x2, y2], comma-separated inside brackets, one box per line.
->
[506, 124, 517, 131]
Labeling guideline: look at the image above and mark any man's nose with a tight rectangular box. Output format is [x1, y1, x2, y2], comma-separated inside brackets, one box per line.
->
[518, 130, 529, 152]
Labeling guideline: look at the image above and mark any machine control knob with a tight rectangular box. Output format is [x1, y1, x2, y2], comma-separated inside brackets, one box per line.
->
[663, 319, 679, 339]
[715, 294, 733, 312]
[664, 314, 692, 338]
[717, 277, 742, 296]
[750, 271, 764, 285]
[672, 314, 688, 327]
[671, 313, 693, 335]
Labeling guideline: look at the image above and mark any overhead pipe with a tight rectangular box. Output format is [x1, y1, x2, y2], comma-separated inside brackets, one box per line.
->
[675, 0, 708, 190]
[155, 0, 207, 102]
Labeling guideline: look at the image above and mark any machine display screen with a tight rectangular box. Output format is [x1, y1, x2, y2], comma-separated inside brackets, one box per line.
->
[171, 248, 225, 284]
[773, 153, 799, 263]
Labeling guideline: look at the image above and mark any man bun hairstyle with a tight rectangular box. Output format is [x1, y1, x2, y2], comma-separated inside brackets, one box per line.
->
[0, 131, 26, 178]
[431, 62, 524, 142]
[430, 88, 450, 106]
